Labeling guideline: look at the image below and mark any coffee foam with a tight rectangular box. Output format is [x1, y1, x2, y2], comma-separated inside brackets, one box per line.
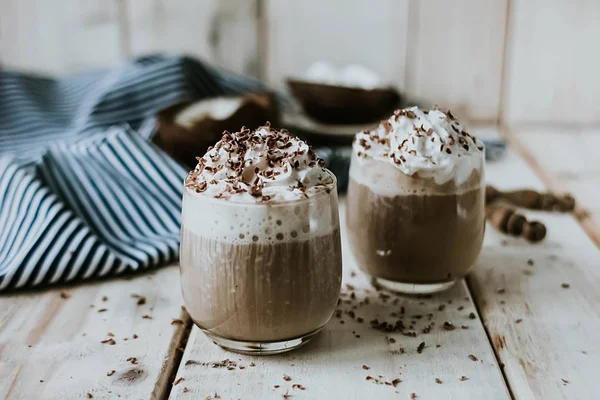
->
[349, 153, 484, 197]
[182, 187, 339, 245]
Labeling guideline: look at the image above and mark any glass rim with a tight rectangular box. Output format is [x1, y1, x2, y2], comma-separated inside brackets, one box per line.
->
[183, 168, 338, 208]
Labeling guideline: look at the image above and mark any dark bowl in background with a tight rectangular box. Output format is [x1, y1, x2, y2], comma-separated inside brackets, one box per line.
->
[286, 79, 401, 125]
[154, 93, 280, 168]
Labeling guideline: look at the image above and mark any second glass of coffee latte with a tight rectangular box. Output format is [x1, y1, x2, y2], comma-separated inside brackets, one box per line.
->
[347, 107, 485, 294]
[180, 125, 342, 355]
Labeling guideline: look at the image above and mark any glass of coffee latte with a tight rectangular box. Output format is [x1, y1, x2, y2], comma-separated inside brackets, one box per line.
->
[180, 125, 342, 354]
[347, 107, 485, 294]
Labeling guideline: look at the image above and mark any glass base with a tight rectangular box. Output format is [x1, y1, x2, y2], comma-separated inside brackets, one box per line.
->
[372, 276, 457, 295]
[202, 327, 322, 355]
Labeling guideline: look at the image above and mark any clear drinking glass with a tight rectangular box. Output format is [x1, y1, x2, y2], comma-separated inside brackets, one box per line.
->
[346, 150, 485, 294]
[179, 171, 342, 354]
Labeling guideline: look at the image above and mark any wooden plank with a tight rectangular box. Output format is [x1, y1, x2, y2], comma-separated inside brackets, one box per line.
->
[468, 127, 600, 399]
[169, 200, 510, 400]
[126, 0, 260, 77]
[405, 0, 508, 123]
[0, 0, 124, 74]
[501, 0, 600, 125]
[265, 0, 410, 90]
[508, 127, 600, 246]
[0, 266, 190, 400]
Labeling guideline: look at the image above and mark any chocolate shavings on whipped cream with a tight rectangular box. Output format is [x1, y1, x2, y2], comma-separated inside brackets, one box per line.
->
[185, 124, 333, 203]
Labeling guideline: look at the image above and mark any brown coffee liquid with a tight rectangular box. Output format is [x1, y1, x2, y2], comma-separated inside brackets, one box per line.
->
[346, 179, 484, 284]
[180, 227, 342, 342]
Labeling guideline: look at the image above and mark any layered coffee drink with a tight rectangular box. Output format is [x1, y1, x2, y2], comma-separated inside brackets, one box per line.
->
[347, 107, 485, 294]
[180, 125, 342, 354]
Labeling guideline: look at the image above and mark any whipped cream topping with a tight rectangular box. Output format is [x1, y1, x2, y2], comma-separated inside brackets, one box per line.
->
[185, 125, 334, 203]
[353, 107, 484, 184]
[305, 61, 381, 90]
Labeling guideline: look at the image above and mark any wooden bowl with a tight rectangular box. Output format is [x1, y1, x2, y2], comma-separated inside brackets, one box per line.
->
[154, 93, 280, 168]
[286, 79, 400, 124]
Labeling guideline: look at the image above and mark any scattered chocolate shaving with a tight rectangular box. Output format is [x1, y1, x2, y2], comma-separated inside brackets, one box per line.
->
[173, 377, 184, 386]
[250, 362, 256, 367]
[469, 312, 476, 319]
[561, 283, 570, 288]
[101, 338, 116, 345]
[292, 384, 305, 390]
[97, 308, 107, 313]
[392, 378, 401, 387]
[132, 334, 138, 339]
[283, 375, 292, 381]
[60, 291, 70, 299]
[142, 315, 152, 319]
[435, 378, 442, 384]
[102, 296, 108, 302]
[127, 357, 138, 365]
[497, 288, 506, 294]
[107, 370, 116, 377]
[282, 390, 292, 399]
[417, 342, 425, 354]
[459, 376, 469, 381]
[443, 321, 455, 331]
[562, 379, 569, 385]
[86, 393, 93, 399]
[182, 387, 190, 393]
[516, 319, 523, 324]
[527, 259, 534, 266]
[171, 318, 184, 325]
[362, 365, 370, 370]
[411, 393, 417, 399]
[468, 354, 478, 361]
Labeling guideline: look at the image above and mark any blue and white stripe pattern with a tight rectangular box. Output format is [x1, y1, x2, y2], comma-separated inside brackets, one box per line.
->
[0, 55, 263, 290]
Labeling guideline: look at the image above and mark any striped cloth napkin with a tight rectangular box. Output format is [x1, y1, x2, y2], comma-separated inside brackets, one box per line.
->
[0, 55, 263, 291]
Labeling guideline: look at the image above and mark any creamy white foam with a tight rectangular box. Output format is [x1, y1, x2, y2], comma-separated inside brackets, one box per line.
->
[304, 61, 381, 90]
[182, 186, 339, 244]
[185, 125, 334, 203]
[353, 107, 484, 185]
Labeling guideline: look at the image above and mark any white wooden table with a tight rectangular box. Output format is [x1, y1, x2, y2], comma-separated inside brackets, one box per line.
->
[1, 127, 598, 399]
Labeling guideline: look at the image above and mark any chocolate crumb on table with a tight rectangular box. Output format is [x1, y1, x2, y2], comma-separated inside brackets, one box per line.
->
[60, 291, 70, 299]
[561, 283, 570, 288]
[274, 385, 280, 389]
[292, 384, 306, 390]
[496, 288, 506, 294]
[411, 392, 417, 399]
[173, 377, 184, 386]
[97, 308, 107, 313]
[469, 312, 476, 319]
[417, 342, 425, 354]
[527, 259, 535, 266]
[435, 378, 442, 384]
[468, 354, 478, 361]
[459, 376, 469, 381]
[362, 365, 370, 370]
[182, 387, 190, 393]
[86, 393, 93, 399]
[283, 375, 292, 381]
[101, 338, 116, 345]
[562, 379, 570, 385]
[516, 318, 523, 323]
[171, 318, 185, 325]
[443, 321, 455, 331]
[142, 314, 152, 319]
[282, 390, 292, 399]
[106, 370, 116, 377]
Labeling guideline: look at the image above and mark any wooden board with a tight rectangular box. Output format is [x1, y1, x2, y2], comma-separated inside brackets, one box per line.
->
[501, 0, 600, 125]
[405, 0, 508, 123]
[0, 266, 189, 400]
[169, 201, 510, 400]
[126, 0, 260, 78]
[0, 0, 124, 75]
[264, 0, 410, 90]
[468, 127, 600, 399]
[508, 127, 600, 247]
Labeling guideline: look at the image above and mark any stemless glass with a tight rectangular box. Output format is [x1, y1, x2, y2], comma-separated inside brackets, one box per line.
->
[179, 171, 342, 354]
[346, 150, 485, 294]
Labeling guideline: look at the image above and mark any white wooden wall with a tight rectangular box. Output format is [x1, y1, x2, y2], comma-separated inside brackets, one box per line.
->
[1, 0, 599, 126]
